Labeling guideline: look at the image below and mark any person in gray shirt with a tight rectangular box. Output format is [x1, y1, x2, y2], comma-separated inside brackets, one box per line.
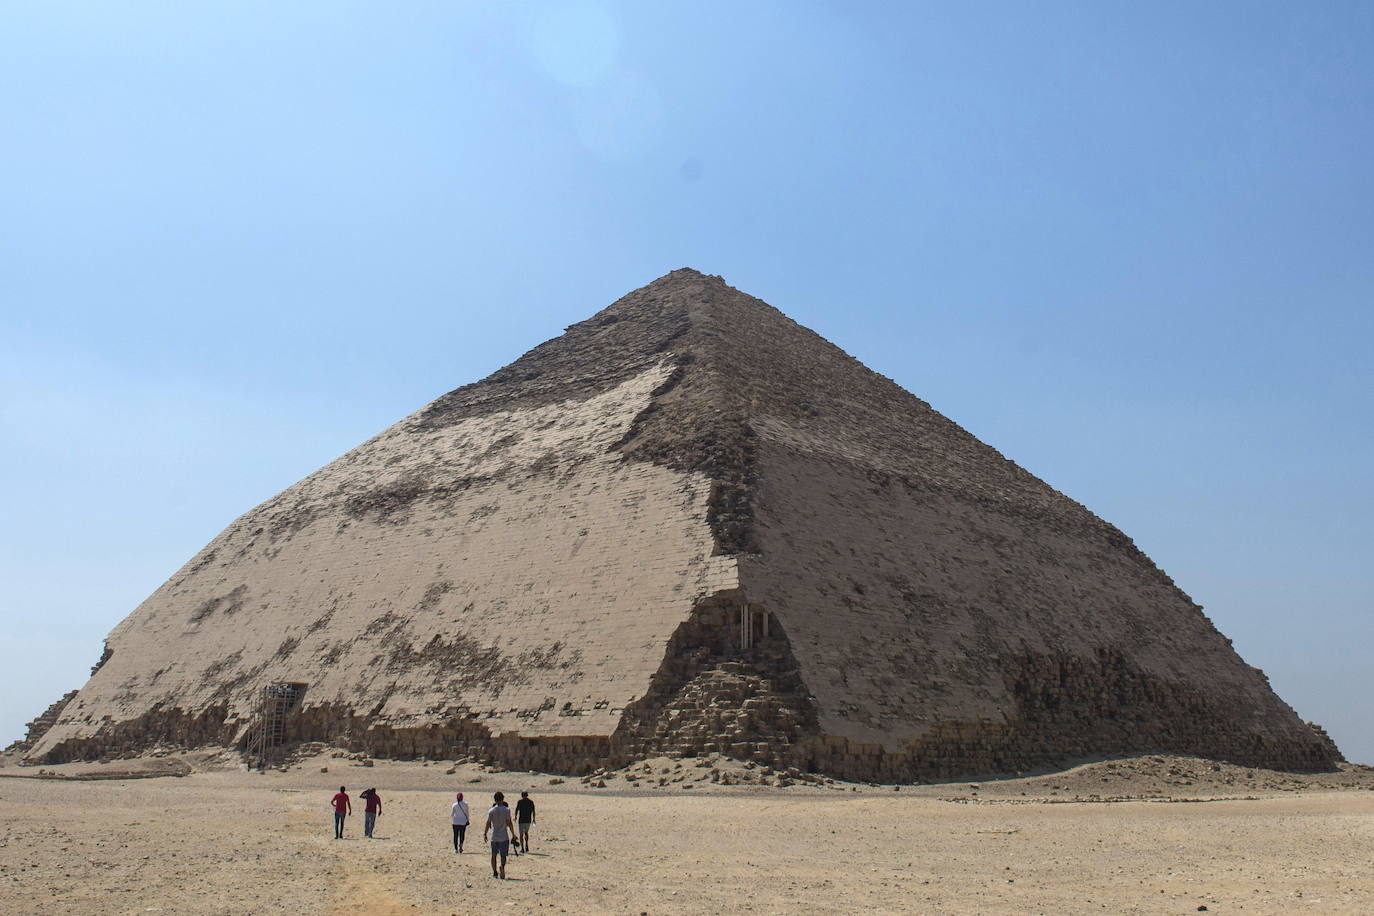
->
[483, 792, 515, 879]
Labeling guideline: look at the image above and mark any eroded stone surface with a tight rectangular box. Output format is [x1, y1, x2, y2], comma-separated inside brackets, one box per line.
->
[33, 361, 736, 762]
[28, 269, 1338, 777]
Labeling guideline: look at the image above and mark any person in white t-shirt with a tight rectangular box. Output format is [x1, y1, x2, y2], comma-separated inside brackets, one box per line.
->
[450, 792, 470, 853]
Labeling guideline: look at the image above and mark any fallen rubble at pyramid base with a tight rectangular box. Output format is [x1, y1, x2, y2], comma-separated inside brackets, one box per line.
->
[24, 613, 1339, 780]
[22, 591, 1341, 781]
[22, 714, 1340, 784]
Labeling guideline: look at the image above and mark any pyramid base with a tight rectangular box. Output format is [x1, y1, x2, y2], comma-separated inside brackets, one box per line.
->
[26, 647, 1339, 780]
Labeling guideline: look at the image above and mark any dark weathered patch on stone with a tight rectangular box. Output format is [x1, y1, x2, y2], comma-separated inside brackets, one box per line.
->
[342, 474, 428, 524]
[188, 585, 248, 624]
[208, 659, 270, 702]
[415, 581, 453, 614]
[266, 503, 319, 541]
[187, 549, 218, 574]
[342, 474, 492, 524]
[317, 642, 346, 667]
[201, 651, 243, 682]
[364, 612, 403, 636]
[349, 622, 588, 705]
[304, 602, 337, 635]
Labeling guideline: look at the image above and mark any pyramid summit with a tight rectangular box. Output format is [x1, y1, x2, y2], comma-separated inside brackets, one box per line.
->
[25, 269, 1338, 778]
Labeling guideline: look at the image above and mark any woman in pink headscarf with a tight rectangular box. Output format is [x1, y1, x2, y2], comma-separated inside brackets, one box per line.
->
[450, 792, 470, 852]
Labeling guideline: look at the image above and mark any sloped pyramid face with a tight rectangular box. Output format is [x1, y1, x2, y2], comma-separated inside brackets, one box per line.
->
[30, 269, 1336, 778]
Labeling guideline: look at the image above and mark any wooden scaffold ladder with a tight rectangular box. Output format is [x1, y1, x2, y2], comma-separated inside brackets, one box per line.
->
[247, 683, 305, 769]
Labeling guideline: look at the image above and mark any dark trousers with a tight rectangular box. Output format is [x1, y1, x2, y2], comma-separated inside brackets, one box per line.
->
[364, 811, 377, 837]
[453, 823, 467, 850]
[334, 811, 346, 837]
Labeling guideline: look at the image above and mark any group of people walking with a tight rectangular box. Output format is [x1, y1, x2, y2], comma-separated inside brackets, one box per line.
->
[469, 790, 536, 879]
[330, 786, 384, 838]
[331, 785, 537, 879]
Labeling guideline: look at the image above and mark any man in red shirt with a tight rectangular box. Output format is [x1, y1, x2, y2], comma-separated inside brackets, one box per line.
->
[331, 786, 352, 839]
[360, 788, 382, 838]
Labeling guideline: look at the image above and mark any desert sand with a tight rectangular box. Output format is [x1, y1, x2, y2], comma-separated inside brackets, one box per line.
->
[1, 750, 1372, 915]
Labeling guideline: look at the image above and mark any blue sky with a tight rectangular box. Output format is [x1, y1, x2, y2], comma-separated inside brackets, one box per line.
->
[2, 1, 1370, 762]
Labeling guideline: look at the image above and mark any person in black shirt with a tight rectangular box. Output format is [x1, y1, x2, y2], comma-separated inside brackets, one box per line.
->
[514, 791, 536, 853]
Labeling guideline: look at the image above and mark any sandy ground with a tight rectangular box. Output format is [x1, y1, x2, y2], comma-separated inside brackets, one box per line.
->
[1, 751, 1372, 915]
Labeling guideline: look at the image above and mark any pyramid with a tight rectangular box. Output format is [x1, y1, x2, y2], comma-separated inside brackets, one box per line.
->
[26, 269, 1337, 779]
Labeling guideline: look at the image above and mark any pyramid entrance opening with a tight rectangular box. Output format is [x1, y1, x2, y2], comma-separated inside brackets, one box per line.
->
[739, 603, 771, 650]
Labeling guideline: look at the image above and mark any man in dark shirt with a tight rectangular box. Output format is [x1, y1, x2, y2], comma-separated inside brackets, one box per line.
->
[514, 791, 535, 853]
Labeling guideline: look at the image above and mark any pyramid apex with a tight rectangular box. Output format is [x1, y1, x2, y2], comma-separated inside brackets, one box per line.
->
[642, 266, 727, 287]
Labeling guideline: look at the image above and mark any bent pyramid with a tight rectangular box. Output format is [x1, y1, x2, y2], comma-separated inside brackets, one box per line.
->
[29, 269, 1337, 778]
